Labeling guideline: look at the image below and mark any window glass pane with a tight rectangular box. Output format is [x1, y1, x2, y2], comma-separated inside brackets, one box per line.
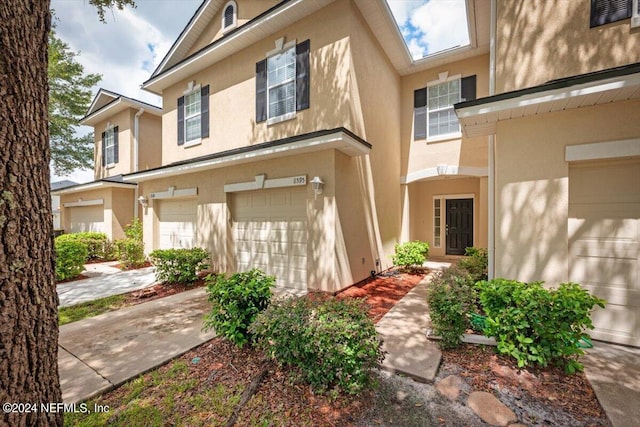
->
[427, 79, 461, 137]
[104, 130, 115, 164]
[185, 116, 201, 142]
[185, 91, 200, 118]
[267, 46, 296, 119]
[433, 199, 441, 247]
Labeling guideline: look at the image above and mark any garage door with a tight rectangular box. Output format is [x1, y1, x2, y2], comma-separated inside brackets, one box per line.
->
[69, 205, 104, 233]
[157, 198, 197, 249]
[232, 189, 307, 290]
[569, 159, 640, 347]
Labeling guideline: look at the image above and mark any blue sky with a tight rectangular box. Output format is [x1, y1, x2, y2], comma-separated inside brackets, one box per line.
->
[49, 0, 469, 183]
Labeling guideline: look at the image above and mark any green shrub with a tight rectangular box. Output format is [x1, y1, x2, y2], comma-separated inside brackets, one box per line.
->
[55, 238, 88, 281]
[250, 296, 384, 395]
[392, 240, 429, 271]
[55, 232, 109, 260]
[203, 269, 274, 347]
[458, 247, 488, 283]
[116, 219, 145, 268]
[426, 266, 478, 349]
[477, 279, 606, 373]
[149, 248, 210, 284]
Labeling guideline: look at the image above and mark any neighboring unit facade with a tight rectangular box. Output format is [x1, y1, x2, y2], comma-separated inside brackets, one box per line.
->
[53, 89, 163, 240]
[123, 0, 491, 292]
[51, 180, 77, 230]
[456, 0, 640, 346]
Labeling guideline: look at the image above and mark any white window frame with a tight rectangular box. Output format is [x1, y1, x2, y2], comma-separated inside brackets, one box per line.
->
[433, 198, 442, 248]
[632, 0, 639, 28]
[183, 84, 202, 147]
[426, 74, 463, 142]
[265, 39, 297, 125]
[104, 127, 116, 167]
[221, 1, 237, 33]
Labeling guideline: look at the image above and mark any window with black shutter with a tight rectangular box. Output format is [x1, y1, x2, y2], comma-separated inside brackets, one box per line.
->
[590, 0, 632, 27]
[102, 126, 118, 165]
[255, 39, 310, 123]
[176, 84, 209, 146]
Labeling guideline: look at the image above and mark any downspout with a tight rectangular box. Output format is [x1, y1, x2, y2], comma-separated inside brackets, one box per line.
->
[133, 108, 144, 218]
[488, 0, 497, 279]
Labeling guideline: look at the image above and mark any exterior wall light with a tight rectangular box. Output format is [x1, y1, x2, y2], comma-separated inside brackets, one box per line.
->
[310, 176, 324, 199]
[138, 196, 148, 207]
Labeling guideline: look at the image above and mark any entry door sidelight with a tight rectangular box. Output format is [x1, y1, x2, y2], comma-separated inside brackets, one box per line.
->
[446, 198, 473, 255]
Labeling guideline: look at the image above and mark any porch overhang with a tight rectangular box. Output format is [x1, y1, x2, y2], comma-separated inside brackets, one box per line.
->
[123, 128, 371, 183]
[455, 63, 640, 138]
[52, 179, 136, 196]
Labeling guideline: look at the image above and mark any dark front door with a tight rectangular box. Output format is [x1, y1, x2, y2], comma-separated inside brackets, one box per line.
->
[446, 198, 473, 255]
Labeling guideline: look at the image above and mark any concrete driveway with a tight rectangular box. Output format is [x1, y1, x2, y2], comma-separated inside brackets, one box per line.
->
[57, 262, 157, 307]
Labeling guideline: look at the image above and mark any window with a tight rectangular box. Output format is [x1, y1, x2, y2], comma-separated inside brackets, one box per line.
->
[433, 198, 441, 248]
[101, 126, 118, 166]
[590, 0, 634, 27]
[177, 85, 209, 146]
[255, 39, 310, 123]
[414, 75, 476, 140]
[222, 1, 237, 31]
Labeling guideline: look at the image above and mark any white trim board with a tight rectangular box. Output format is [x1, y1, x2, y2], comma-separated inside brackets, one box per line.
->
[565, 138, 640, 162]
[150, 187, 198, 200]
[63, 199, 103, 208]
[224, 174, 307, 193]
[401, 166, 488, 184]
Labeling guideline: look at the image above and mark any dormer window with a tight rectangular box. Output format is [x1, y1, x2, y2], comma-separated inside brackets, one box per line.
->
[222, 1, 237, 32]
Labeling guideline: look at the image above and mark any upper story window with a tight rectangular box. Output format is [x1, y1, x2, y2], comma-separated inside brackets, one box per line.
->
[222, 1, 237, 32]
[177, 84, 209, 147]
[101, 126, 118, 167]
[590, 0, 639, 27]
[414, 75, 476, 141]
[256, 39, 310, 125]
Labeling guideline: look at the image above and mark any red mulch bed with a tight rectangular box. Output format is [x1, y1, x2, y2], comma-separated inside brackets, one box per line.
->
[336, 269, 426, 323]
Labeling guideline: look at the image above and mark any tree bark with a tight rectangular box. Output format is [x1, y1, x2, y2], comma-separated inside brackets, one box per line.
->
[0, 1, 61, 426]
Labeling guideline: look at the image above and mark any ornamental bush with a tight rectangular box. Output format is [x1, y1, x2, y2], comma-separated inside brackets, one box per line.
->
[115, 219, 145, 269]
[149, 248, 210, 284]
[426, 266, 478, 349]
[203, 269, 274, 347]
[457, 247, 488, 283]
[476, 279, 606, 373]
[250, 296, 384, 395]
[55, 238, 88, 281]
[392, 240, 429, 271]
[55, 232, 110, 260]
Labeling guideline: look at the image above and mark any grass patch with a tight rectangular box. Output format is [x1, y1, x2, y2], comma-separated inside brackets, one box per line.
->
[58, 294, 127, 326]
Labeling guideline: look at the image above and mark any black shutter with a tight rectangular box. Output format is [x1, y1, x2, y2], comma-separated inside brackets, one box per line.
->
[256, 59, 267, 122]
[461, 75, 477, 102]
[201, 85, 209, 138]
[101, 131, 106, 166]
[414, 88, 427, 140]
[590, 0, 632, 27]
[113, 126, 119, 164]
[296, 39, 310, 111]
[177, 95, 185, 145]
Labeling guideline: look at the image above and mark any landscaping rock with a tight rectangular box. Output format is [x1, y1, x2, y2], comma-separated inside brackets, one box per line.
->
[467, 391, 517, 426]
[436, 375, 465, 401]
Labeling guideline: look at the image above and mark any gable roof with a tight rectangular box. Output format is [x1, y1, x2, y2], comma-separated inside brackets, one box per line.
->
[50, 180, 78, 191]
[50, 175, 136, 195]
[143, 0, 490, 94]
[80, 88, 163, 126]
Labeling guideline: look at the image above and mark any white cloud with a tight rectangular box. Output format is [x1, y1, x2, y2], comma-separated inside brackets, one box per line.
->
[387, 0, 426, 26]
[409, 0, 469, 57]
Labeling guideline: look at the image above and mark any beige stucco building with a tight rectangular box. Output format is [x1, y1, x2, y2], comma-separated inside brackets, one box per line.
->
[53, 89, 163, 240]
[457, 0, 640, 347]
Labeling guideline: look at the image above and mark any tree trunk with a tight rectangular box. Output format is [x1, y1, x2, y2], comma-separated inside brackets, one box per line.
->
[0, 1, 61, 426]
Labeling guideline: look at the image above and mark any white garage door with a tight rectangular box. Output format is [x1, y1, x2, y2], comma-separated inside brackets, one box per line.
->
[569, 159, 640, 347]
[69, 205, 104, 233]
[232, 189, 308, 290]
[157, 198, 197, 249]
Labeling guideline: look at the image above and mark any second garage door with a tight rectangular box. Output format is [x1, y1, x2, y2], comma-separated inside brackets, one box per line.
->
[232, 189, 308, 290]
[69, 205, 105, 234]
[157, 198, 197, 249]
[569, 159, 640, 347]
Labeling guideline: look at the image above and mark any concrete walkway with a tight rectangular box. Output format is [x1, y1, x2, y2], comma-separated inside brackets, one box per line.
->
[57, 264, 156, 307]
[59, 287, 215, 403]
[375, 260, 451, 382]
[582, 341, 640, 427]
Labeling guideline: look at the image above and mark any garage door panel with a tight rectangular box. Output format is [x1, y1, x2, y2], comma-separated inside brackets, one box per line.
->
[158, 199, 196, 249]
[569, 159, 640, 347]
[232, 189, 308, 290]
[69, 205, 105, 234]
